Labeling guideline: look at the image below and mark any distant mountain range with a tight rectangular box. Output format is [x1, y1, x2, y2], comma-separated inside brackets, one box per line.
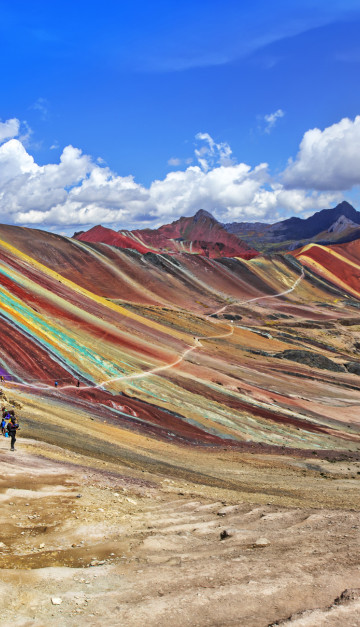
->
[74, 201, 360, 257]
[223, 201, 360, 252]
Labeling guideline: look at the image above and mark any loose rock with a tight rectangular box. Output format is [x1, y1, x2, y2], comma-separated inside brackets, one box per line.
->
[255, 537, 270, 547]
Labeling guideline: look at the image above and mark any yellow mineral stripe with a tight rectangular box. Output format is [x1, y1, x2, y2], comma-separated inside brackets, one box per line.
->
[0, 283, 81, 357]
[299, 243, 360, 271]
[297, 251, 360, 299]
[0, 238, 189, 342]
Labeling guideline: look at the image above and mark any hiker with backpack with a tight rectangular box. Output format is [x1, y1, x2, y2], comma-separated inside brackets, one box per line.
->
[7, 415, 19, 451]
[1, 415, 6, 436]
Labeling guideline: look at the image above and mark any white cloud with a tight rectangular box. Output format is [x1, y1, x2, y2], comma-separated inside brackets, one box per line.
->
[150, 162, 271, 222]
[0, 118, 20, 143]
[0, 141, 93, 217]
[0, 117, 32, 148]
[0, 124, 350, 233]
[167, 156, 193, 168]
[18, 121, 33, 146]
[194, 132, 234, 171]
[168, 157, 181, 167]
[263, 109, 285, 133]
[283, 115, 360, 190]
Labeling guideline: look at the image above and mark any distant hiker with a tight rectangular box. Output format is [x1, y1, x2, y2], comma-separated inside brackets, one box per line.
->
[54, 381, 58, 388]
[0, 375, 4, 383]
[7, 416, 19, 451]
[1, 416, 6, 436]
[76, 380, 80, 388]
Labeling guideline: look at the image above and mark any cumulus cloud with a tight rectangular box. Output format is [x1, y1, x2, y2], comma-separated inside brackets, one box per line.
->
[263, 109, 285, 133]
[0, 118, 20, 143]
[0, 122, 350, 233]
[0, 117, 32, 148]
[283, 115, 360, 190]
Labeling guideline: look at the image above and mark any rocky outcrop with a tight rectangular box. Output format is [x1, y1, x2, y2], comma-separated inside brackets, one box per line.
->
[345, 362, 360, 375]
[327, 215, 359, 234]
[274, 350, 346, 372]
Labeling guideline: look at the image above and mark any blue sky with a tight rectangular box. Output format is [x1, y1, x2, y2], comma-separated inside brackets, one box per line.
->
[1, 0, 360, 233]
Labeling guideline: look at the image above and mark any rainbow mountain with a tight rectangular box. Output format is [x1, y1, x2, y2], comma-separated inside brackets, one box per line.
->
[0, 222, 359, 464]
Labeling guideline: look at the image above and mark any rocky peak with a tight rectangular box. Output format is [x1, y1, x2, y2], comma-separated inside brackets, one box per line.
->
[193, 209, 217, 223]
[336, 200, 356, 212]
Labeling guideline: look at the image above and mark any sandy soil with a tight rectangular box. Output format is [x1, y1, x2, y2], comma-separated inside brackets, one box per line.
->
[1, 435, 360, 627]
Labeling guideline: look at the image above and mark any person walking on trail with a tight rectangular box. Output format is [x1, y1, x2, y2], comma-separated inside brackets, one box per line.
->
[76, 380, 80, 388]
[54, 381, 58, 388]
[1, 415, 6, 436]
[7, 416, 19, 451]
[2, 407, 11, 421]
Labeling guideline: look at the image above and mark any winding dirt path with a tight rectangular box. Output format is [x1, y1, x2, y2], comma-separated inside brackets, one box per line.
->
[7, 269, 304, 393]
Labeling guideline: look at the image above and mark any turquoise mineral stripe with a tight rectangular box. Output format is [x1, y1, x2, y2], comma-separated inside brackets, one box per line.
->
[0, 286, 133, 379]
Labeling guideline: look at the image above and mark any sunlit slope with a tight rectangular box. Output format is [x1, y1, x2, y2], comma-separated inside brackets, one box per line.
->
[0, 225, 304, 311]
[0, 231, 188, 386]
[292, 242, 360, 298]
[332, 238, 360, 266]
[0, 225, 359, 453]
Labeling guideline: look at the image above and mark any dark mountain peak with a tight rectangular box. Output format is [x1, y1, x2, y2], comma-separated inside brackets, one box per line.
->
[193, 209, 216, 222]
[316, 201, 358, 222]
[270, 201, 360, 240]
[336, 200, 355, 212]
[221, 200, 360, 251]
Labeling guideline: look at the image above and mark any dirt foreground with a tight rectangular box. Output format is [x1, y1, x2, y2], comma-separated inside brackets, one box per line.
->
[1, 434, 360, 627]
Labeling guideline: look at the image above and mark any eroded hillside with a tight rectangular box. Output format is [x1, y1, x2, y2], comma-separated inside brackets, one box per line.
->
[1, 226, 360, 626]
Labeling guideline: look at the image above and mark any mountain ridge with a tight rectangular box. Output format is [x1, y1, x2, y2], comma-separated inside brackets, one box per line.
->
[74, 201, 360, 257]
[76, 209, 258, 259]
[223, 201, 360, 251]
